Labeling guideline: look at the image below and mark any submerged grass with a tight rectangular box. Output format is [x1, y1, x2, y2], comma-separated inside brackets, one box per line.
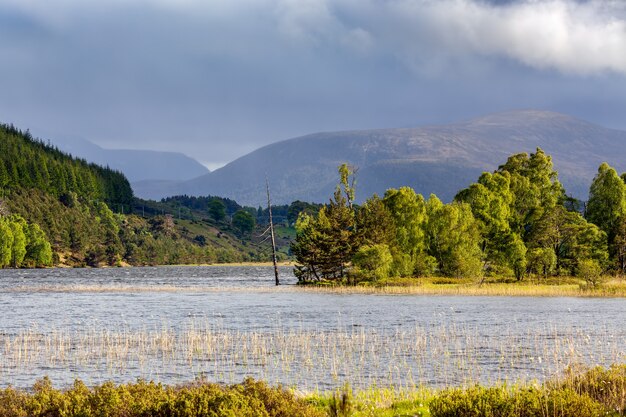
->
[1, 320, 624, 392]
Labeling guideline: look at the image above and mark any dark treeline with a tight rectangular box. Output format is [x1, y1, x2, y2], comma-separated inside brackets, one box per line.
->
[292, 149, 623, 284]
[0, 123, 133, 210]
[161, 195, 322, 228]
[161, 195, 243, 217]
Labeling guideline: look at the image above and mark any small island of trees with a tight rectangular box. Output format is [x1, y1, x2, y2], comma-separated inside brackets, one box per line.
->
[291, 149, 626, 286]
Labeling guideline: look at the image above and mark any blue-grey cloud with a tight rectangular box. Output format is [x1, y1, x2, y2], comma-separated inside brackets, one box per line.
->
[0, 0, 625, 168]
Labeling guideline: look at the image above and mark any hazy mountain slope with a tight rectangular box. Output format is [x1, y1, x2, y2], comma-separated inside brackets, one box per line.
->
[52, 136, 209, 182]
[155, 110, 626, 205]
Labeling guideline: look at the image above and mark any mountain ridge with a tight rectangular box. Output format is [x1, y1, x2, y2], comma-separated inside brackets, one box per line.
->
[133, 110, 626, 205]
[51, 136, 210, 183]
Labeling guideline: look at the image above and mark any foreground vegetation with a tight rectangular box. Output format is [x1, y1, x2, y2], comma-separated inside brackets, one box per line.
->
[320, 365, 626, 416]
[1, 366, 624, 416]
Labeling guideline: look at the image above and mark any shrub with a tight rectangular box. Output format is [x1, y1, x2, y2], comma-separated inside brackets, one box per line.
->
[429, 384, 607, 417]
[0, 378, 324, 417]
[577, 258, 604, 288]
[556, 365, 626, 415]
[429, 386, 513, 417]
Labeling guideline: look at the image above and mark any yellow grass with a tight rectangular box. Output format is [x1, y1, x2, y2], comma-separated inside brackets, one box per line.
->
[297, 277, 626, 297]
[6, 278, 626, 297]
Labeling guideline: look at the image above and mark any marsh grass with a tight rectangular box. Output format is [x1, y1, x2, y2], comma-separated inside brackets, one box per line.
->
[5, 276, 626, 297]
[1, 320, 624, 392]
[297, 276, 626, 297]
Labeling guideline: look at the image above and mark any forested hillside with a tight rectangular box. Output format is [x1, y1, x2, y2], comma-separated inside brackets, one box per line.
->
[0, 124, 133, 210]
[0, 124, 276, 267]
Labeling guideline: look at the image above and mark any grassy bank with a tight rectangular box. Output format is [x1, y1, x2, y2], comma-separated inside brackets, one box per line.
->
[298, 276, 626, 297]
[2, 365, 624, 416]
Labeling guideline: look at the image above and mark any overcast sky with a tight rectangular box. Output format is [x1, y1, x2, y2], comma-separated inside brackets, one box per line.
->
[1, 0, 625, 169]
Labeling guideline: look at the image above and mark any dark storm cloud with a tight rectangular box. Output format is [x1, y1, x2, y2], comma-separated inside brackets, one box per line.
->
[0, 0, 625, 168]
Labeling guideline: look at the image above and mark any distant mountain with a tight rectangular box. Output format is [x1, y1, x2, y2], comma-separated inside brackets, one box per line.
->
[135, 110, 626, 205]
[51, 136, 209, 183]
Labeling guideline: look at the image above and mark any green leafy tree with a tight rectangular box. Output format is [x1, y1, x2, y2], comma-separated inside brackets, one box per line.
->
[577, 258, 603, 288]
[497, 148, 564, 237]
[208, 198, 227, 222]
[383, 187, 429, 276]
[287, 200, 320, 226]
[0, 218, 14, 267]
[291, 212, 323, 281]
[526, 247, 557, 278]
[456, 171, 526, 277]
[613, 215, 626, 274]
[528, 205, 607, 275]
[338, 163, 357, 208]
[7, 216, 27, 267]
[351, 244, 393, 282]
[424, 196, 483, 278]
[585, 163, 626, 272]
[232, 210, 255, 236]
[355, 195, 395, 247]
[24, 223, 53, 267]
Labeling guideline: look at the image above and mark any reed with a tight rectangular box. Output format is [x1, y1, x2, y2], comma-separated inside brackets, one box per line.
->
[1, 320, 623, 392]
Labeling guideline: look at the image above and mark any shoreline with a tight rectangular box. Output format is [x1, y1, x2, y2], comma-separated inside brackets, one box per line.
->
[5, 263, 626, 297]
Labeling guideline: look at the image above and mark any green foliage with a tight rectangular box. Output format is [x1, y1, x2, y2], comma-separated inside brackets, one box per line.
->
[577, 258, 604, 288]
[586, 162, 626, 239]
[24, 223, 53, 267]
[0, 214, 52, 268]
[424, 196, 483, 278]
[526, 247, 556, 278]
[429, 385, 605, 417]
[556, 365, 626, 415]
[310, 367, 625, 417]
[208, 198, 227, 222]
[383, 187, 427, 275]
[7, 217, 27, 267]
[527, 205, 608, 276]
[0, 123, 133, 209]
[355, 195, 395, 247]
[0, 218, 13, 267]
[232, 210, 256, 236]
[455, 149, 611, 279]
[287, 200, 322, 226]
[0, 377, 325, 417]
[351, 244, 393, 282]
[496, 148, 564, 234]
[338, 163, 357, 208]
[328, 384, 354, 417]
[585, 162, 626, 274]
[456, 171, 525, 277]
[5, 190, 229, 267]
[292, 167, 358, 282]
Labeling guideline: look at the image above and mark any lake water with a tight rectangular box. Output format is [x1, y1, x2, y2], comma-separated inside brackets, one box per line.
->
[0, 266, 625, 391]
